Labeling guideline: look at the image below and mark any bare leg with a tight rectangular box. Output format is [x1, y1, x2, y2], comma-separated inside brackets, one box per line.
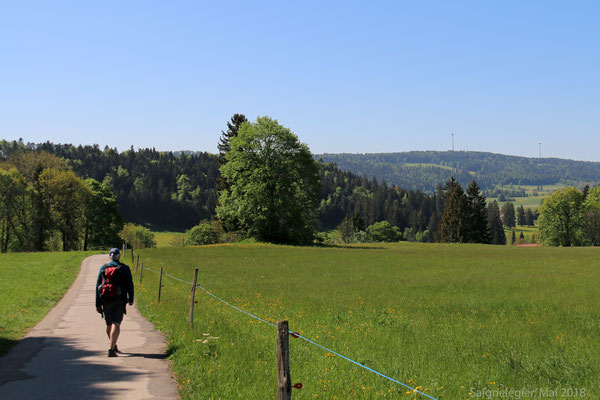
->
[110, 323, 121, 350]
[106, 325, 111, 339]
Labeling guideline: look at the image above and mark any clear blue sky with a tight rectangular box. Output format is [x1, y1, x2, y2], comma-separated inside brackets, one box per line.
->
[1, 1, 599, 160]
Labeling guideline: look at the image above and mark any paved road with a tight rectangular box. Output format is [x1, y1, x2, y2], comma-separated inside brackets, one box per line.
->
[0, 254, 179, 400]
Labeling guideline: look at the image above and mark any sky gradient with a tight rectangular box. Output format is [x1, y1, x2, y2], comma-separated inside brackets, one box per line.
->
[1, 1, 599, 160]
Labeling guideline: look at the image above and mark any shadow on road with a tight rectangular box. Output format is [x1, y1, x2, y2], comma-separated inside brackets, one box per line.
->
[120, 352, 166, 360]
[0, 336, 145, 399]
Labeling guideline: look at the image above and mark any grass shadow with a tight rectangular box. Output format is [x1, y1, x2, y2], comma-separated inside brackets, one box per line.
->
[0, 337, 19, 359]
[120, 352, 166, 359]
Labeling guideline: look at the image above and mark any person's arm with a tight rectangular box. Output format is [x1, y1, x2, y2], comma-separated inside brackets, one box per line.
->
[95, 265, 105, 311]
[126, 266, 134, 305]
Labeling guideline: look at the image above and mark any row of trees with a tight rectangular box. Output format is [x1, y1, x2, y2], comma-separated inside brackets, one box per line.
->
[15, 115, 593, 249]
[500, 202, 537, 228]
[1, 139, 218, 229]
[0, 151, 122, 252]
[436, 178, 506, 244]
[2, 135, 449, 247]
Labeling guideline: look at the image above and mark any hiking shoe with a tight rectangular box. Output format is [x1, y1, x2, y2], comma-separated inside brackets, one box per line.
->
[114, 345, 120, 353]
[108, 348, 117, 357]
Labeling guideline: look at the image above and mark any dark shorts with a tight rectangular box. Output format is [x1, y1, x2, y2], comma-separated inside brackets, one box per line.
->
[102, 298, 124, 325]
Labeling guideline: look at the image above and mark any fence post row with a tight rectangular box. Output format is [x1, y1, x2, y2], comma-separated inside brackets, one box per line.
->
[189, 268, 199, 329]
[277, 320, 292, 400]
[131, 247, 134, 264]
[136, 254, 140, 272]
[140, 262, 143, 284]
[158, 267, 163, 302]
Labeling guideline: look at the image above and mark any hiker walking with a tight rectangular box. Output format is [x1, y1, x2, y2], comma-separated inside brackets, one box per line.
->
[95, 248, 134, 357]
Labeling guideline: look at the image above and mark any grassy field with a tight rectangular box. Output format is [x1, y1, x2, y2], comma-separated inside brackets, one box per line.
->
[0, 251, 96, 356]
[403, 163, 454, 171]
[135, 243, 600, 399]
[154, 231, 185, 247]
[491, 183, 569, 211]
[507, 226, 539, 244]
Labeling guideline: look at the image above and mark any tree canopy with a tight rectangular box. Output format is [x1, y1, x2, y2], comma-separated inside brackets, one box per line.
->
[0, 151, 123, 252]
[216, 116, 321, 244]
[538, 187, 584, 246]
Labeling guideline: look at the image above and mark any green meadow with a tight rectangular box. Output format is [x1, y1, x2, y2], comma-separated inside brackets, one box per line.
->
[135, 243, 600, 399]
[154, 231, 185, 247]
[491, 183, 569, 211]
[0, 251, 96, 356]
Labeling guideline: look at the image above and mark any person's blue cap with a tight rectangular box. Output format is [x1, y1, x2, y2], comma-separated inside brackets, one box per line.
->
[109, 248, 120, 255]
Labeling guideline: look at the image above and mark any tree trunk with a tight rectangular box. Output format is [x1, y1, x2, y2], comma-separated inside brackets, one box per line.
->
[83, 225, 89, 251]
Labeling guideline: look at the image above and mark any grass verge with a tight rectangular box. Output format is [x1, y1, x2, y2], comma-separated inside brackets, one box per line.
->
[0, 251, 96, 356]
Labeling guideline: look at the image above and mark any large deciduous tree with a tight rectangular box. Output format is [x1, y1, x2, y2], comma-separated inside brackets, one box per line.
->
[538, 187, 584, 246]
[38, 169, 87, 251]
[581, 186, 600, 246]
[216, 116, 320, 244]
[82, 179, 123, 250]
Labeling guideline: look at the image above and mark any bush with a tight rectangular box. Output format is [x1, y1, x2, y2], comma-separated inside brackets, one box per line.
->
[119, 223, 156, 249]
[223, 230, 248, 243]
[367, 221, 402, 242]
[185, 223, 217, 246]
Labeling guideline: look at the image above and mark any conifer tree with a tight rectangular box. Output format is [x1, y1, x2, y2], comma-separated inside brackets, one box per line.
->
[487, 200, 506, 245]
[516, 205, 526, 226]
[465, 180, 491, 243]
[525, 208, 535, 226]
[438, 180, 467, 243]
[217, 113, 247, 166]
[501, 202, 516, 228]
[216, 114, 248, 229]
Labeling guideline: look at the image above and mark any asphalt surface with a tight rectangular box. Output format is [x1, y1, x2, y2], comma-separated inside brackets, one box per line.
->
[0, 254, 179, 400]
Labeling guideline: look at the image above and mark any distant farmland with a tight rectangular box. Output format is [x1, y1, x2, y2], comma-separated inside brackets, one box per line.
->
[135, 243, 600, 399]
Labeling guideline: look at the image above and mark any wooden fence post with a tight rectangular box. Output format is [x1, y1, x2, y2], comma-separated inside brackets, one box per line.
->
[189, 268, 198, 329]
[277, 320, 292, 400]
[131, 247, 134, 264]
[139, 262, 143, 284]
[136, 255, 140, 272]
[122, 242, 125, 255]
[158, 267, 163, 302]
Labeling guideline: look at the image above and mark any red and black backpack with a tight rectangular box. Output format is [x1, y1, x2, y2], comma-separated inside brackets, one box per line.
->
[100, 264, 122, 299]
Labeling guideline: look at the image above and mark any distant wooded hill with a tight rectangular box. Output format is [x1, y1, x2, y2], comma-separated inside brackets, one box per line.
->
[315, 151, 600, 194]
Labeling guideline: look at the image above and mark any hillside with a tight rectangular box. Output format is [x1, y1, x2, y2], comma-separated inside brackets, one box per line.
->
[316, 151, 600, 194]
